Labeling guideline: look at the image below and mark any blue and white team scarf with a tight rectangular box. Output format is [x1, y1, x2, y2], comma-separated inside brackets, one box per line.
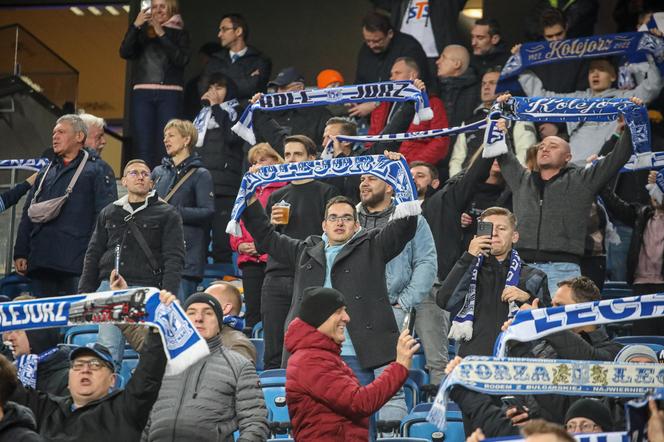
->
[15, 347, 59, 389]
[427, 355, 664, 430]
[496, 31, 664, 92]
[0, 158, 49, 171]
[493, 293, 664, 358]
[482, 96, 658, 171]
[231, 81, 434, 144]
[335, 119, 488, 144]
[192, 99, 239, 147]
[625, 388, 664, 442]
[449, 250, 522, 342]
[225, 155, 420, 236]
[647, 168, 664, 204]
[486, 432, 629, 442]
[0, 288, 210, 376]
[222, 315, 245, 331]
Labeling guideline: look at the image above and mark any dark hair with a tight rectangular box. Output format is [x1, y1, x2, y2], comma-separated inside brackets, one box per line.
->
[0, 355, 17, 406]
[484, 65, 503, 76]
[325, 196, 357, 221]
[206, 72, 238, 100]
[221, 13, 249, 41]
[409, 160, 438, 180]
[475, 18, 501, 36]
[326, 117, 357, 137]
[521, 419, 575, 442]
[557, 276, 601, 303]
[362, 11, 392, 34]
[284, 135, 318, 157]
[539, 7, 566, 31]
[393, 56, 420, 76]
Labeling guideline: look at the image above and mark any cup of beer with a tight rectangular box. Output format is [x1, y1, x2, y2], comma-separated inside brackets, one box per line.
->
[272, 200, 291, 225]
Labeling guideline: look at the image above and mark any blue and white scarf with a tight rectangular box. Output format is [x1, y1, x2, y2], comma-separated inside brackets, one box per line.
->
[225, 155, 420, 236]
[428, 355, 664, 430]
[449, 250, 522, 342]
[0, 288, 210, 376]
[192, 99, 239, 147]
[496, 32, 664, 92]
[493, 293, 664, 358]
[486, 433, 629, 442]
[0, 158, 49, 171]
[484, 96, 651, 160]
[231, 81, 434, 144]
[15, 347, 59, 389]
[646, 168, 664, 204]
[625, 388, 664, 442]
[222, 315, 245, 331]
[335, 119, 487, 143]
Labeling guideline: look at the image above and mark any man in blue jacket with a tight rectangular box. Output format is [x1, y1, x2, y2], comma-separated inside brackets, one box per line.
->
[13, 115, 116, 298]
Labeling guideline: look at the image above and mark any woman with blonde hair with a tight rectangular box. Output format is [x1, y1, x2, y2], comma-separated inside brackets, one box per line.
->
[230, 143, 287, 329]
[152, 119, 213, 301]
[120, 0, 190, 167]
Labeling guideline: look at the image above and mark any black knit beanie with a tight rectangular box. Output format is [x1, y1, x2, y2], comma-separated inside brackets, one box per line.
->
[183, 292, 225, 332]
[564, 398, 614, 432]
[298, 287, 346, 328]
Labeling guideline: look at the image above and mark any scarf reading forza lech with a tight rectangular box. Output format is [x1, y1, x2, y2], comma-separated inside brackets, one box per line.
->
[448, 250, 522, 342]
[427, 355, 664, 430]
[231, 81, 433, 144]
[225, 155, 421, 236]
[0, 288, 210, 376]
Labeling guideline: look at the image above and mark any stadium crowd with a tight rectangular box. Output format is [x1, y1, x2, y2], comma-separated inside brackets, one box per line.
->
[1, 0, 664, 441]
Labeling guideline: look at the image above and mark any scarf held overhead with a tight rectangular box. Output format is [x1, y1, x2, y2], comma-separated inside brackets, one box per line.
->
[0, 288, 210, 376]
[231, 81, 433, 144]
[428, 356, 664, 430]
[493, 292, 664, 358]
[0, 158, 50, 171]
[226, 155, 420, 236]
[496, 31, 664, 92]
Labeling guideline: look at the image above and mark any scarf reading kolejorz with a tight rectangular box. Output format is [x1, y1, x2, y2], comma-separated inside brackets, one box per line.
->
[225, 155, 420, 236]
[231, 81, 433, 144]
[493, 293, 664, 358]
[0, 288, 210, 375]
[427, 355, 664, 430]
[495, 31, 664, 93]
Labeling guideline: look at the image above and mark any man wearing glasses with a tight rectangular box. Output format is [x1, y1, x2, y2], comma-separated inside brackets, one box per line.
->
[242, 152, 419, 378]
[79, 159, 184, 367]
[8, 291, 176, 442]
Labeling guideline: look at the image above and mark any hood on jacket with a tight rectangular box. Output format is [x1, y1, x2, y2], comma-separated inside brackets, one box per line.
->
[284, 318, 341, 356]
[0, 401, 38, 433]
[357, 201, 395, 231]
[160, 152, 204, 171]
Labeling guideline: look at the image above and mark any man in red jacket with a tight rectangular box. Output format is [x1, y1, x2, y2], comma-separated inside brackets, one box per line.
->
[285, 286, 419, 441]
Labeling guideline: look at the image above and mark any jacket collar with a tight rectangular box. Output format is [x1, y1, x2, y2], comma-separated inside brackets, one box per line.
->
[284, 318, 341, 355]
[113, 190, 159, 216]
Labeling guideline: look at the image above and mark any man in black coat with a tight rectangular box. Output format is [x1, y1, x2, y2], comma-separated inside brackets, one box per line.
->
[469, 18, 510, 78]
[435, 45, 480, 128]
[13, 115, 117, 298]
[203, 13, 271, 101]
[0, 354, 43, 441]
[10, 292, 175, 442]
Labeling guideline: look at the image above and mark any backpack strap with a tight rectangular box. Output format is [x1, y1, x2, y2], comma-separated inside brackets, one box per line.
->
[163, 167, 197, 203]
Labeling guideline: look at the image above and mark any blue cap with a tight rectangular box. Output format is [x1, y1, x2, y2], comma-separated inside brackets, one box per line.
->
[70, 343, 115, 369]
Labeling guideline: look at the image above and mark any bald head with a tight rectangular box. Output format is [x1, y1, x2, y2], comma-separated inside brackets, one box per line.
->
[205, 282, 242, 316]
[436, 45, 470, 78]
[537, 136, 572, 171]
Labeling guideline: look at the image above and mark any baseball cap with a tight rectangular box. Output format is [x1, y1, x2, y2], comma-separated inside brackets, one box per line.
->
[70, 343, 115, 369]
[268, 67, 305, 88]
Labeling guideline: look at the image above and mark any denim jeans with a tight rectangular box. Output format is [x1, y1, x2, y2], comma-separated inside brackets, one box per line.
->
[527, 262, 581, 296]
[606, 223, 633, 282]
[130, 88, 183, 168]
[414, 285, 449, 385]
[177, 277, 202, 303]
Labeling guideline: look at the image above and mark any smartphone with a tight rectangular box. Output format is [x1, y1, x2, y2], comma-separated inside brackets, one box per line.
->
[140, 0, 151, 12]
[477, 221, 493, 238]
[401, 308, 417, 336]
[501, 395, 526, 414]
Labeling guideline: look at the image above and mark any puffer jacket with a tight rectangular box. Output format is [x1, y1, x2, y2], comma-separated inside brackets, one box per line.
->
[497, 130, 633, 263]
[285, 318, 408, 442]
[142, 335, 269, 442]
[0, 402, 43, 442]
[119, 23, 190, 87]
[152, 153, 214, 280]
[357, 202, 437, 309]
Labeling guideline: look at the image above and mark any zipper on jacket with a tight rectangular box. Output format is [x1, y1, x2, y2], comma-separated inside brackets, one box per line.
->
[171, 362, 198, 441]
[191, 360, 208, 399]
[535, 195, 544, 261]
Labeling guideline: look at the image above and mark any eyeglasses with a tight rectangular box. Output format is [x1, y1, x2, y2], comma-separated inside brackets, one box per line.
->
[70, 358, 109, 371]
[325, 214, 355, 223]
[566, 422, 599, 433]
[125, 170, 151, 178]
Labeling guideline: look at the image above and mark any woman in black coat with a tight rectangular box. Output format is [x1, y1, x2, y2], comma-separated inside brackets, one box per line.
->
[152, 119, 214, 301]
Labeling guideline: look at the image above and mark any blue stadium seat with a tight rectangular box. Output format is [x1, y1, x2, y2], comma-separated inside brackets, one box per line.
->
[262, 385, 291, 437]
[411, 351, 426, 372]
[408, 369, 429, 390]
[403, 378, 420, 411]
[378, 438, 429, 441]
[401, 402, 463, 442]
[602, 286, 633, 300]
[250, 338, 265, 372]
[0, 273, 34, 299]
[64, 325, 99, 346]
[120, 357, 139, 384]
[259, 369, 287, 387]
[252, 321, 264, 339]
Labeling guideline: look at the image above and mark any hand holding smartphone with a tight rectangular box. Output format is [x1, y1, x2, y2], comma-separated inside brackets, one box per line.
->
[401, 308, 417, 336]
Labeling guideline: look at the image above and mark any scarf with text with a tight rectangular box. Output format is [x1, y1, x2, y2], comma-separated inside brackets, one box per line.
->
[496, 32, 664, 92]
[0, 288, 209, 376]
[0, 158, 49, 171]
[428, 356, 664, 430]
[231, 81, 433, 144]
[226, 155, 420, 236]
[493, 293, 664, 358]
[15, 347, 59, 389]
[485, 432, 629, 442]
[449, 250, 522, 342]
